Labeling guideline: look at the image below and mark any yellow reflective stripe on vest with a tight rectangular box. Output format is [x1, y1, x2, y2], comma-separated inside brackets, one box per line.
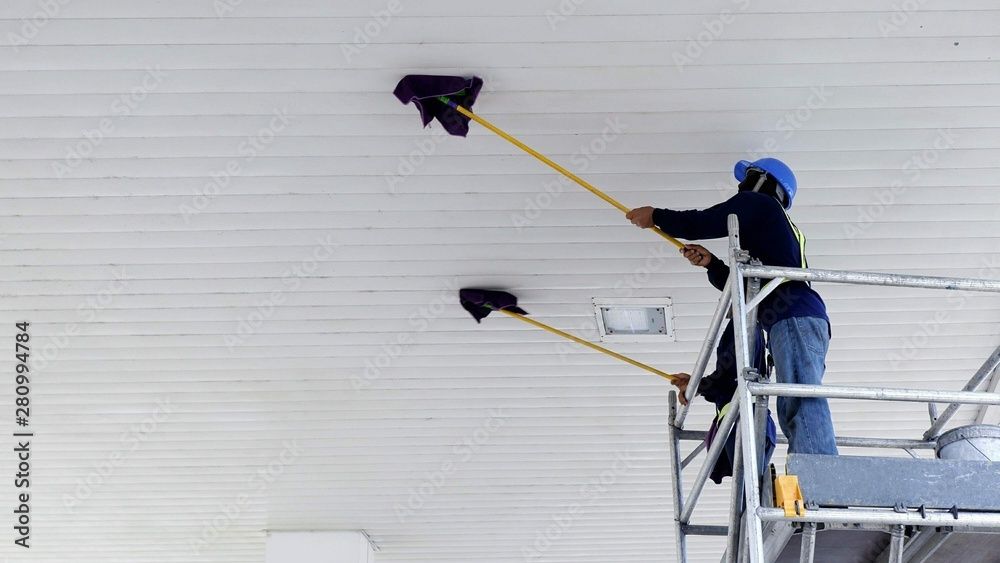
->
[779, 207, 809, 286]
[718, 401, 732, 421]
[781, 207, 808, 269]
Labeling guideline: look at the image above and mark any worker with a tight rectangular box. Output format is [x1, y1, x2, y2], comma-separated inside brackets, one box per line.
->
[626, 157, 838, 455]
[699, 318, 776, 482]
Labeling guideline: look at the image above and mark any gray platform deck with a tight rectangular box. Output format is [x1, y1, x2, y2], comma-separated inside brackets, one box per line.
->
[771, 528, 1000, 563]
[763, 454, 1000, 562]
[787, 453, 1000, 511]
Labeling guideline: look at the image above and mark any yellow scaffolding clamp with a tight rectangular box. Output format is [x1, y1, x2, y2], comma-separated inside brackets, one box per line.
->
[774, 474, 806, 518]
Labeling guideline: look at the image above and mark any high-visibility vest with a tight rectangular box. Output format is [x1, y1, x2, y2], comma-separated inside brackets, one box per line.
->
[774, 206, 810, 290]
[781, 207, 808, 270]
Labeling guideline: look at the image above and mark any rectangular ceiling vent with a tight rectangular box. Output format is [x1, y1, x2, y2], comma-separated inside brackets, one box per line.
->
[592, 298, 675, 343]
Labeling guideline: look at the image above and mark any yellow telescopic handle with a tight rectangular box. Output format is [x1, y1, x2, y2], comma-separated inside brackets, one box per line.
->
[498, 309, 680, 383]
[446, 100, 684, 249]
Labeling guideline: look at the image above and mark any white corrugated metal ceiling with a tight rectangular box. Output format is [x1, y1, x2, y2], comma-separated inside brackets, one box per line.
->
[1, 1, 999, 562]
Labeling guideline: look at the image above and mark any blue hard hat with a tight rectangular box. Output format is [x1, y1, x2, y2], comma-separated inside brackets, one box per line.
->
[734, 157, 797, 209]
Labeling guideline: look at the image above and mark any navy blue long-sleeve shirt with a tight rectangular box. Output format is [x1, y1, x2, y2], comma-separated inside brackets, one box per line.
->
[653, 191, 829, 332]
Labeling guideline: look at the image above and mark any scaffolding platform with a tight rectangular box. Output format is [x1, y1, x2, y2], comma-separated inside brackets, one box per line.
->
[666, 215, 1000, 563]
[771, 527, 1000, 563]
[763, 454, 1000, 562]
[788, 453, 1000, 511]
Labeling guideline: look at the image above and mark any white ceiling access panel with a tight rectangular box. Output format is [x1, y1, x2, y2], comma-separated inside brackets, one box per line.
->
[265, 531, 376, 563]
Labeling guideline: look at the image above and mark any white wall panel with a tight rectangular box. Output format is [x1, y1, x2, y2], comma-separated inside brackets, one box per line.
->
[0, 2, 998, 563]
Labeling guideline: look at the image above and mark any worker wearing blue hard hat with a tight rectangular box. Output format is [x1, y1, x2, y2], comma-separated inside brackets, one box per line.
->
[626, 157, 838, 456]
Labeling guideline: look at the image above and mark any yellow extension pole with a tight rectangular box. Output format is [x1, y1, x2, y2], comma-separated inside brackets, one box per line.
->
[452, 104, 684, 249]
[498, 309, 679, 383]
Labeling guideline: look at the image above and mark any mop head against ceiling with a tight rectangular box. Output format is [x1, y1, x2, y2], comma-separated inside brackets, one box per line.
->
[393, 74, 483, 137]
[459, 288, 528, 323]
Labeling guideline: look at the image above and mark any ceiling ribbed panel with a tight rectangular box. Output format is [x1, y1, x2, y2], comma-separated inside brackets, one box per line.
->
[1, 1, 998, 562]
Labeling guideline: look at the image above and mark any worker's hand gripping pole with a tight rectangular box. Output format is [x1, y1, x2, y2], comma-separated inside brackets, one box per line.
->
[497, 309, 679, 383]
[438, 96, 684, 249]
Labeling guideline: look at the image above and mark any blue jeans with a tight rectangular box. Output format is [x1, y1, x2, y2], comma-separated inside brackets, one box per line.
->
[767, 317, 838, 455]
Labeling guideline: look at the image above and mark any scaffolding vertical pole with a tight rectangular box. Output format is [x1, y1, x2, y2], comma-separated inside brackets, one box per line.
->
[799, 523, 817, 563]
[667, 392, 688, 563]
[744, 261, 769, 473]
[723, 426, 744, 563]
[887, 525, 905, 563]
[738, 520, 749, 563]
[727, 214, 766, 563]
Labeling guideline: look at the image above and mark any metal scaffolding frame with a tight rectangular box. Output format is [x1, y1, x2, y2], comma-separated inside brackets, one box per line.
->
[667, 215, 1000, 563]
